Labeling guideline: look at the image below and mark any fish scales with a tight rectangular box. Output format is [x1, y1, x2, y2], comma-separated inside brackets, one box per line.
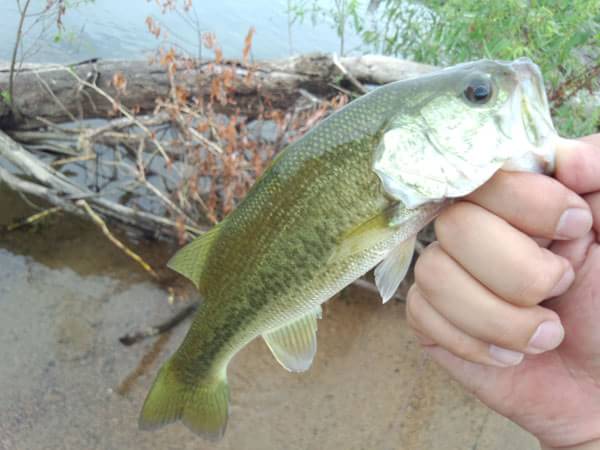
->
[139, 58, 558, 438]
[173, 87, 413, 374]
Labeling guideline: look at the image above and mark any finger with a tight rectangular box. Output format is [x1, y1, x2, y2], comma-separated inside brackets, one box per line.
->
[586, 191, 600, 236]
[467, 170, 591, 240]
[406, 285, 524, 367]
[551, 192, 600, 270]
[549, 231, 595, 272]
[579, 132, 600, 147]
[556, 137, 600, 195]
[435, 202, 574, 306]
[414, 242, 565, 354]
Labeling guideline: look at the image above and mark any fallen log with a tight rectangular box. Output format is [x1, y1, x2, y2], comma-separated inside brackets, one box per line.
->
[0, 54, 435, 130]
[0, 129, 205, 239]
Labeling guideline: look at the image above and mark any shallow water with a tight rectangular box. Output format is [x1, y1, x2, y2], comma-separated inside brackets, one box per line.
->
[1, 2, 538, 448]
[0, 186, 537, 449]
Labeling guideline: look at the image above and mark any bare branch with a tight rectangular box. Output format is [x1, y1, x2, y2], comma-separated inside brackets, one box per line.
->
[77, 199, 160, 280]
[8, 0, 33, 122]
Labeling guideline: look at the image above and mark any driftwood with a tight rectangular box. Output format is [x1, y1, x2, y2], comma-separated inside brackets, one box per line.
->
[0, 128, 204, 239]
[0, 54, 435, 129]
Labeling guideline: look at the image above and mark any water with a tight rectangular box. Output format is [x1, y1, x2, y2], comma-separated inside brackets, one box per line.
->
[0, 0, 364, 64]
[0, 2, 536, 449]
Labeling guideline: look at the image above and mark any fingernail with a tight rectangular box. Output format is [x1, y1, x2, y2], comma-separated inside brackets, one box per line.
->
[527, 321, 564, 354]
[489, 345, 524, 366]
[556, 208, 592, 239]
[549, 267, 574, 297]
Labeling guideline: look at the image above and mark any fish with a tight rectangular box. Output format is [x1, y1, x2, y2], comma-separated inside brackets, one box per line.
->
[139, 57, 557, 439]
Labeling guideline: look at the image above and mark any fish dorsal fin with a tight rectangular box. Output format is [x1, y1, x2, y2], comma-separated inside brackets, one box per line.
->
[263, 306, 322, 373]
[375, 235, 416, 303]
[167, 225, 221, 289]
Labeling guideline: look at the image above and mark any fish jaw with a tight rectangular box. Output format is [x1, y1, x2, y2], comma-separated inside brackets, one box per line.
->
[500, 57, 557, 175]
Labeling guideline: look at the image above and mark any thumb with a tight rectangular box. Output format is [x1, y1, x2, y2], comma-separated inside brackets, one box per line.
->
[555, 135, 600, 195]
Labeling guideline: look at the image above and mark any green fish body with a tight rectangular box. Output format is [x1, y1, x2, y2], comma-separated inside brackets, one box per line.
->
[140, 58, 556, 438]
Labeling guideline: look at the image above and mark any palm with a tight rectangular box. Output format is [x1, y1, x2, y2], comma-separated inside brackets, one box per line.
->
[445, 234, 600, 447]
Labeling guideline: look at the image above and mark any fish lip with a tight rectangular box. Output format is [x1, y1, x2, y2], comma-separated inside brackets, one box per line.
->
[510, 60, 558, 174]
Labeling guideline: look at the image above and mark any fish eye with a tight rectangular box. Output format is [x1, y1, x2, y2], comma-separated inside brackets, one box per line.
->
[463, 77, 494, 105]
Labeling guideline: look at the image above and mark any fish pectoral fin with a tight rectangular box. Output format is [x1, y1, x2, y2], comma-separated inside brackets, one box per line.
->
[167, 224, 222, 289]
[375, 235, 416, 304]
[263, 306, 322, 373]
[328, 207, 399, 264]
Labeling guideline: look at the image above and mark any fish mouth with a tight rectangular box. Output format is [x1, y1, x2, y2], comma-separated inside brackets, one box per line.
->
[502, 58, 557, 174]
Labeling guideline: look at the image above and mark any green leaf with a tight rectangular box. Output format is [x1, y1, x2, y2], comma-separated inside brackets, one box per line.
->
[1, 90, 11, 105]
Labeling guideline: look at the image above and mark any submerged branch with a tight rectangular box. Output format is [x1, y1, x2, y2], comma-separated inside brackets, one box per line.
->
[4, 205, 62, 231]
[77, 199, 160, 280]
[119, 303, 199, 346]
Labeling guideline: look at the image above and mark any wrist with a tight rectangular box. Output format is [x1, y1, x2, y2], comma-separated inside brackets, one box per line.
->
[541, 439, 600, 450]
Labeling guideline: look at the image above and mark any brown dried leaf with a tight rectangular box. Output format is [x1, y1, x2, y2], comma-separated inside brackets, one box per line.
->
[112, 72, 127, 94]
[145, 16, 161, 38]
[160, 47, 176, 66]
[202, 32, 217, 49]
[222, 67, 234, 89]
[214, 47, 223, 65]
[223, 118, 237, 151]
[242, 27, 255, 66]
[175, 86, 189, 104]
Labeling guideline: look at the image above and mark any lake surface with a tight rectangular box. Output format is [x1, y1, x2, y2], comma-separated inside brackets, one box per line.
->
[0, 2, 538, 449]
[0, 0, 365, 63]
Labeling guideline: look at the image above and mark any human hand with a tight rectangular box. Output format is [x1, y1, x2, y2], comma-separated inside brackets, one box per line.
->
[406, 134, 600, 449]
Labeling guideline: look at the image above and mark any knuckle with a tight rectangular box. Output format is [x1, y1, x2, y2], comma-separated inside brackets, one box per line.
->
[405, 285, 428, 330]
[450, 336, 481, 363]
[434, 202, 474, 243]
[482, 313, 538, 349]
[510, 249, 566, 304]
[413, 242, 446, 292]
[405, 286, 421, 323]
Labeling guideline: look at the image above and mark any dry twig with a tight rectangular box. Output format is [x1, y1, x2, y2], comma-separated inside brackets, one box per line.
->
[76, 199, 160, 280]
[4, 206, 62, 231]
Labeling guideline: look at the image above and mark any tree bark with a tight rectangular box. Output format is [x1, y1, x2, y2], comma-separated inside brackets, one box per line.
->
[0, 54, 435, 130]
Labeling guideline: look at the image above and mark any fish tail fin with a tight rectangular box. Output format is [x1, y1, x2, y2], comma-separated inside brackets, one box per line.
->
[139, 360, 230, 440]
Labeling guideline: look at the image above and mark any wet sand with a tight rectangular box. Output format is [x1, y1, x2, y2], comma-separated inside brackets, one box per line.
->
[0, 187, 538, 450]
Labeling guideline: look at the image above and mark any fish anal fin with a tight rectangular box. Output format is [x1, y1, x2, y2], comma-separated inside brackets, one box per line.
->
[263, 306, 322, 373]
[375, 235, 416, 303]
[167, 225, 221, 289]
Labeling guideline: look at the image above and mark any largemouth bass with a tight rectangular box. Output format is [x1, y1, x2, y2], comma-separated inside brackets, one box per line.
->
[139, 58, 556, 438]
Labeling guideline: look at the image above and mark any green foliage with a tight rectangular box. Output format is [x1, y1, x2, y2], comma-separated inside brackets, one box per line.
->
[554, 100, 600, 137]
[1, 90, 11, 105]
[370, 0, 600, 136]
[303, 0, 600, 136]
[369, 1, 599, 86]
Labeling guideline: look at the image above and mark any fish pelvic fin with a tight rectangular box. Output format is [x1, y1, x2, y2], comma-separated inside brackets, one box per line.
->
[139, 360, 229, 440]
[167, 224, 222, 289]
